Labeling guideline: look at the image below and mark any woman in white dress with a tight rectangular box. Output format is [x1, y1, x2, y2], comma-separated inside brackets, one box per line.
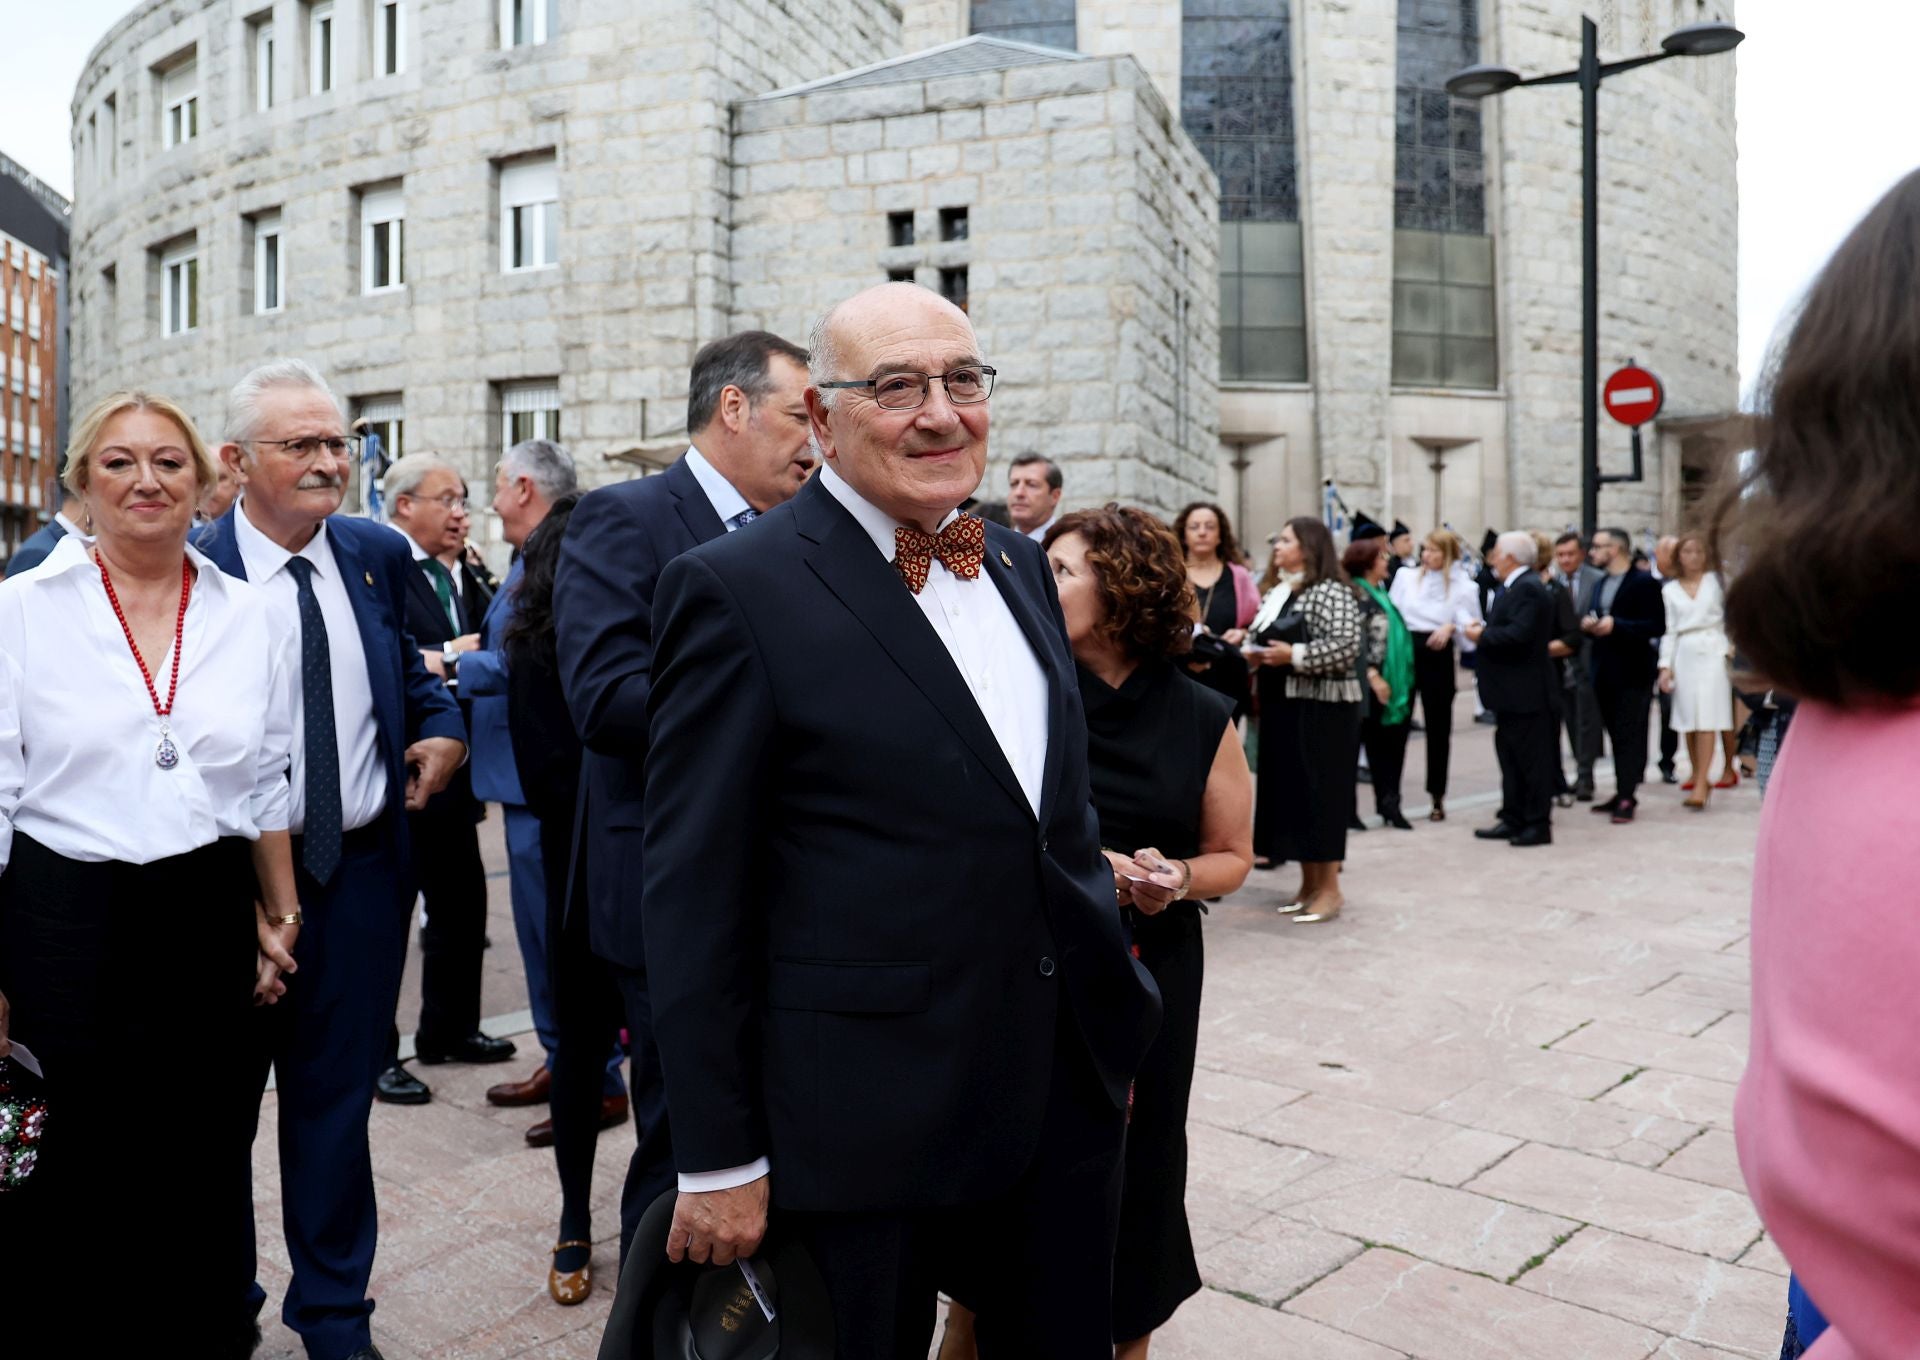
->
[1658, 533, 1735, 809]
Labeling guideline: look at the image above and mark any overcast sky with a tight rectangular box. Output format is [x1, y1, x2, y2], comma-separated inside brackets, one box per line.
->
[6, 0, 1915, 401]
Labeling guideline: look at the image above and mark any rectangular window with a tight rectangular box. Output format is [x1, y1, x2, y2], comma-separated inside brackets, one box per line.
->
[886, 268, 915, 284]
[377, 0, 404, 75]
[499, 154, 559, 271]
[354, 393, 404, 463]
[1390, 228, 1497, 390]
[104, 95, 118, 174]
[254, 210, 285, 313]
[887, 211, 915, 248]
[309, 2, 335, 93]
[254, 20, 276, 109]
[501, 0, 556, 47]
[360, 185, 405, 293]
[939, 266, 969, 313]
[1219, 220, 1307, 383]
[161, 55, 199, 147]
[163, 245, 200, 336]
[500, 380, 560, 451]
[939, 206, 969, 242]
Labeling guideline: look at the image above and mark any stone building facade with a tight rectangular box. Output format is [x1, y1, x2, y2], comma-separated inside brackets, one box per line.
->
[66, 0, 1738, 547]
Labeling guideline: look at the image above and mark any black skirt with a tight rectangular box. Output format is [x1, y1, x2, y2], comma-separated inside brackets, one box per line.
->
[0, 832, 256, 1341]
[1254, 679, 1363, 864]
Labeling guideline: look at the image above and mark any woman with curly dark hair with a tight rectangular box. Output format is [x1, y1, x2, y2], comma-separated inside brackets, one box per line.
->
[937, 504, 1252, 1360]
[1246, 516, 1365, 920]
[1171, 501, 1261, 717]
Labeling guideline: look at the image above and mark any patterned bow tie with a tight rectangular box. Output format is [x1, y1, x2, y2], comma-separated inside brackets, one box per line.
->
[893, 515, 986, 594]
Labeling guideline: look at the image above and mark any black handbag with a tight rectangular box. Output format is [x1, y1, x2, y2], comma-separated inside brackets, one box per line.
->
[1187, 631, 1239, 668]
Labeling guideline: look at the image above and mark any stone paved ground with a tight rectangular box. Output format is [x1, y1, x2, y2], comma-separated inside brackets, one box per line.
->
[250, 696, 1784, 1358]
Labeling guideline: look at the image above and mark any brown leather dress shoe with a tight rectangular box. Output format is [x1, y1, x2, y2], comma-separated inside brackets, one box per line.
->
[525, 1094, 630, 1147]
[548, 1241, 592, 1305]
[486, 1066, 552, 1108]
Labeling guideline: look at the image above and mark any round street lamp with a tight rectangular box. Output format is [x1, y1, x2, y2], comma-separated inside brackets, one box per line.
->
[1445, 63, 1522, 99]
[1661, 22, 1746, 57]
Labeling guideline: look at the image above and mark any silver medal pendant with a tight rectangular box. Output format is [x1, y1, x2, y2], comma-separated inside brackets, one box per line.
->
[156, 728, 179, 770]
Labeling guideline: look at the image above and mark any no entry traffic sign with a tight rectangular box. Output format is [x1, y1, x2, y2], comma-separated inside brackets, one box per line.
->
[1603, 365, 1664, 428]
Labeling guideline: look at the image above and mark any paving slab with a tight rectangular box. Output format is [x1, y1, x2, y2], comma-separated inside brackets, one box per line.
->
[1468, 1143, 1762, 1260]
[1516, 1228, 1787, 1356]
[1600, 1068, 1741, 1129]
[1155, 1285, 1408, 1359]
[1285, 1248, 1666, 1359]
[1244, 1091, 1520, 1184]
[1426, 1077, 1701, 1167]
[1275, 1173, 1579, 1280]
[1660, 1128, 1750, 1193]
[1195, 1210, 1366, 1304]
[1554, 1017, 1749, 1084]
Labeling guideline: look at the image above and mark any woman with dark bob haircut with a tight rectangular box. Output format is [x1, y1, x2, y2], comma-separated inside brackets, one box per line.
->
[938, 505, 1252, 1360]
[1723, 169, 1920, 1358]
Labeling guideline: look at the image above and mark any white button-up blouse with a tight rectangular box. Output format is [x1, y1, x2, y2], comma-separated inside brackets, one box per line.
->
[0, 535, 296, 872]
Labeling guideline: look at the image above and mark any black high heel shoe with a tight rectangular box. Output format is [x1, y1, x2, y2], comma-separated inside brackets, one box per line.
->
[1383, 810, 1414, 830]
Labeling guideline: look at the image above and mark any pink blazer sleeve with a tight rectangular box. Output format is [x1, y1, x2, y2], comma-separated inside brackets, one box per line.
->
[1736, 702, 1920, 1360]
[1230, 563, 1260, 630]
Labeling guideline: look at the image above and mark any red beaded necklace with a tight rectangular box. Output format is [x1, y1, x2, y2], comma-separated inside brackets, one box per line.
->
[95, 549, 193, 770]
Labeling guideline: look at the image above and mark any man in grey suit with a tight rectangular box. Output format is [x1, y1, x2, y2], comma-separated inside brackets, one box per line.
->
[1552, 531, 1605, 800]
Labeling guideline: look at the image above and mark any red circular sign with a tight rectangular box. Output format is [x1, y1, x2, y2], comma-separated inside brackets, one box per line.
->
[1603, 365, 1665, 428]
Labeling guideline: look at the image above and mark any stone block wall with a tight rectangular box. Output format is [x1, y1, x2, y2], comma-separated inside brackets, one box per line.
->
[727, 53, 1220, 518]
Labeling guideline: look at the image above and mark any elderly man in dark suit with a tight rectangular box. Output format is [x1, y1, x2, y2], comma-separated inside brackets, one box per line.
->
[1551, 531, 1605, 799]
[1469, 531, 1562, 847]
[639, 282, 1161, 1357]
[553, 330, 815, 1264]
[1581, 524, 1667, 823]
[201, 359, 466, 1360]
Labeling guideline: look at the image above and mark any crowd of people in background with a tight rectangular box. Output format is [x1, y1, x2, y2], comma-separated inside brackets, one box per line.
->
[0, 240, 1847, 1359]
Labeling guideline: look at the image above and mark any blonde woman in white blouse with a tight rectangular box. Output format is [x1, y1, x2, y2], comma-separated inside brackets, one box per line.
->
[1657, 532, 1735, 810]
[1387, 528, 1483, 820]
[0, 392, 300, 1344]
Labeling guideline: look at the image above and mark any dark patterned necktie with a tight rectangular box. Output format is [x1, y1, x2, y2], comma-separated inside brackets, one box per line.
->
[893, 516, 986, 594]
[285, 557, 343, 885]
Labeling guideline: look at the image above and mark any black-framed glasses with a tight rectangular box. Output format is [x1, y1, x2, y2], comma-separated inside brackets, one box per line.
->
[817, 365, 997, 411]
[250, 435, 364, 461]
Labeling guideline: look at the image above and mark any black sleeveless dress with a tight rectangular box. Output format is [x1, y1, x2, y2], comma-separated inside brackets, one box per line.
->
[1078, 658, 1233, 1342]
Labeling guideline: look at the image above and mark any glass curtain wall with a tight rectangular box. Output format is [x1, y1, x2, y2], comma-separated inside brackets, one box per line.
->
[1183, 0, 1305, 382]
[1392, 0, 1497, 389]
[969, 0, 1076, 50]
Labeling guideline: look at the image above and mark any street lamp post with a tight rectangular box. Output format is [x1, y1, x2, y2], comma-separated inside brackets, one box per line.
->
[1447, 18, 1744, 539]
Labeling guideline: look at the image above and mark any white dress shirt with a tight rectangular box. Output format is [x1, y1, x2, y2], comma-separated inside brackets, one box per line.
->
[1024, 512, 1058, 544]
[53, 510, 86, 540]
[1389, 562, 1483, 634]
[234, 499, 389, 834]
[679, 465, 1052, 1196]
[0, 534, 295, 872]
[683, 444, 753, 527]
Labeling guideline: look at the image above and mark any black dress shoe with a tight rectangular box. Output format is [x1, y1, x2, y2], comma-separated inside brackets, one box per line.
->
[1574, 778, 1596, 802]
[415, 1032, 518, 1065]
[375, 1063, 431, 1105]
[344, 1347, 387, 1360]
[1474, 822, 1515, 840]
[1509, 826, 1554, 847]
[1382, 810, 1415, 831]
[1590, 794, 1623, 814]
[1347, 815, 1369, 832]
[1660, 767, 1679, 785]
[1610, 798, 1637, 824]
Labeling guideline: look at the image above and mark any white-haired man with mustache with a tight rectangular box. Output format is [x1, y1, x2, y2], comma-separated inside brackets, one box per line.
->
[200, 357, 466, 1360]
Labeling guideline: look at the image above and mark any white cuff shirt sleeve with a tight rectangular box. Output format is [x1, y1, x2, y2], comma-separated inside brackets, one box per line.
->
[677, 1157, 771, 1194]
[0, 649, 22, 875]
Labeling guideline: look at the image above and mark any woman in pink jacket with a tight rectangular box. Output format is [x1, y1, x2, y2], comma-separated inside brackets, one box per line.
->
[1728, 168, 1920, 1359]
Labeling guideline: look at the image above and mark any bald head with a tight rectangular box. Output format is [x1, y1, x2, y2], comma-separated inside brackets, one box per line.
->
[809, 283, 978, 408]
[803, 282, 991, 532]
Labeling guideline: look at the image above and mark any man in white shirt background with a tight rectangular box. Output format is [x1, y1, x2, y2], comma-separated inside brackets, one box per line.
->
[1006, 453, 1063, 541]
[552, 330, 815, 1263]
[201, 358, 467, 1360]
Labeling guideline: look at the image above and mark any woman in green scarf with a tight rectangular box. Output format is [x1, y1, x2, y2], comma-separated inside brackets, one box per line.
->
[1344, 537, 1416, 829]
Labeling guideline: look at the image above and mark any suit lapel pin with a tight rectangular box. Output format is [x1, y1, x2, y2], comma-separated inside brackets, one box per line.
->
[999, 550, 1013, 568]
[364, 571, 375, 586]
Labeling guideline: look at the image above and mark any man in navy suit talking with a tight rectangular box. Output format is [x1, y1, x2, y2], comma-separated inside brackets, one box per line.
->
[200, 359, 466, 1360]
[638, 284, 1161, 1356]
[554, 330, 816, 1260]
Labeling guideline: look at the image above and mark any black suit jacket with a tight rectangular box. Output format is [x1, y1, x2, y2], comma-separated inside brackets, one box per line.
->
[1585, 568, 1665, 689]
[553, 455, 727, 970]
[5, 520, 66, 578]
[640, 474, 1161, 1213]
[400, 542, 490, 820]
[1475, 573, 1560, 716]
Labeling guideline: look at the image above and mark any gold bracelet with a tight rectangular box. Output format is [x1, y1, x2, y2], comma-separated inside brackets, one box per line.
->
[1173, 859, 1193, 901]
[274, 912, 303, 926]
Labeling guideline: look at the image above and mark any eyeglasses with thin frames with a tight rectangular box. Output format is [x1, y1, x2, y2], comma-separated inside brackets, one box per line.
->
[401, 493, 469, 512]
[249, 435, 364, 462]
[816, 365, 997, 411]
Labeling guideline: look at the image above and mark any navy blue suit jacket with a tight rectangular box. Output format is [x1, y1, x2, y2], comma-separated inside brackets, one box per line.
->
[453, 558, 524, 806]
[639, 474, 1161, 1211]
[553, 455, 725, 970]
[5, 520, 66, 578]
[197, 508, 467, 868]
